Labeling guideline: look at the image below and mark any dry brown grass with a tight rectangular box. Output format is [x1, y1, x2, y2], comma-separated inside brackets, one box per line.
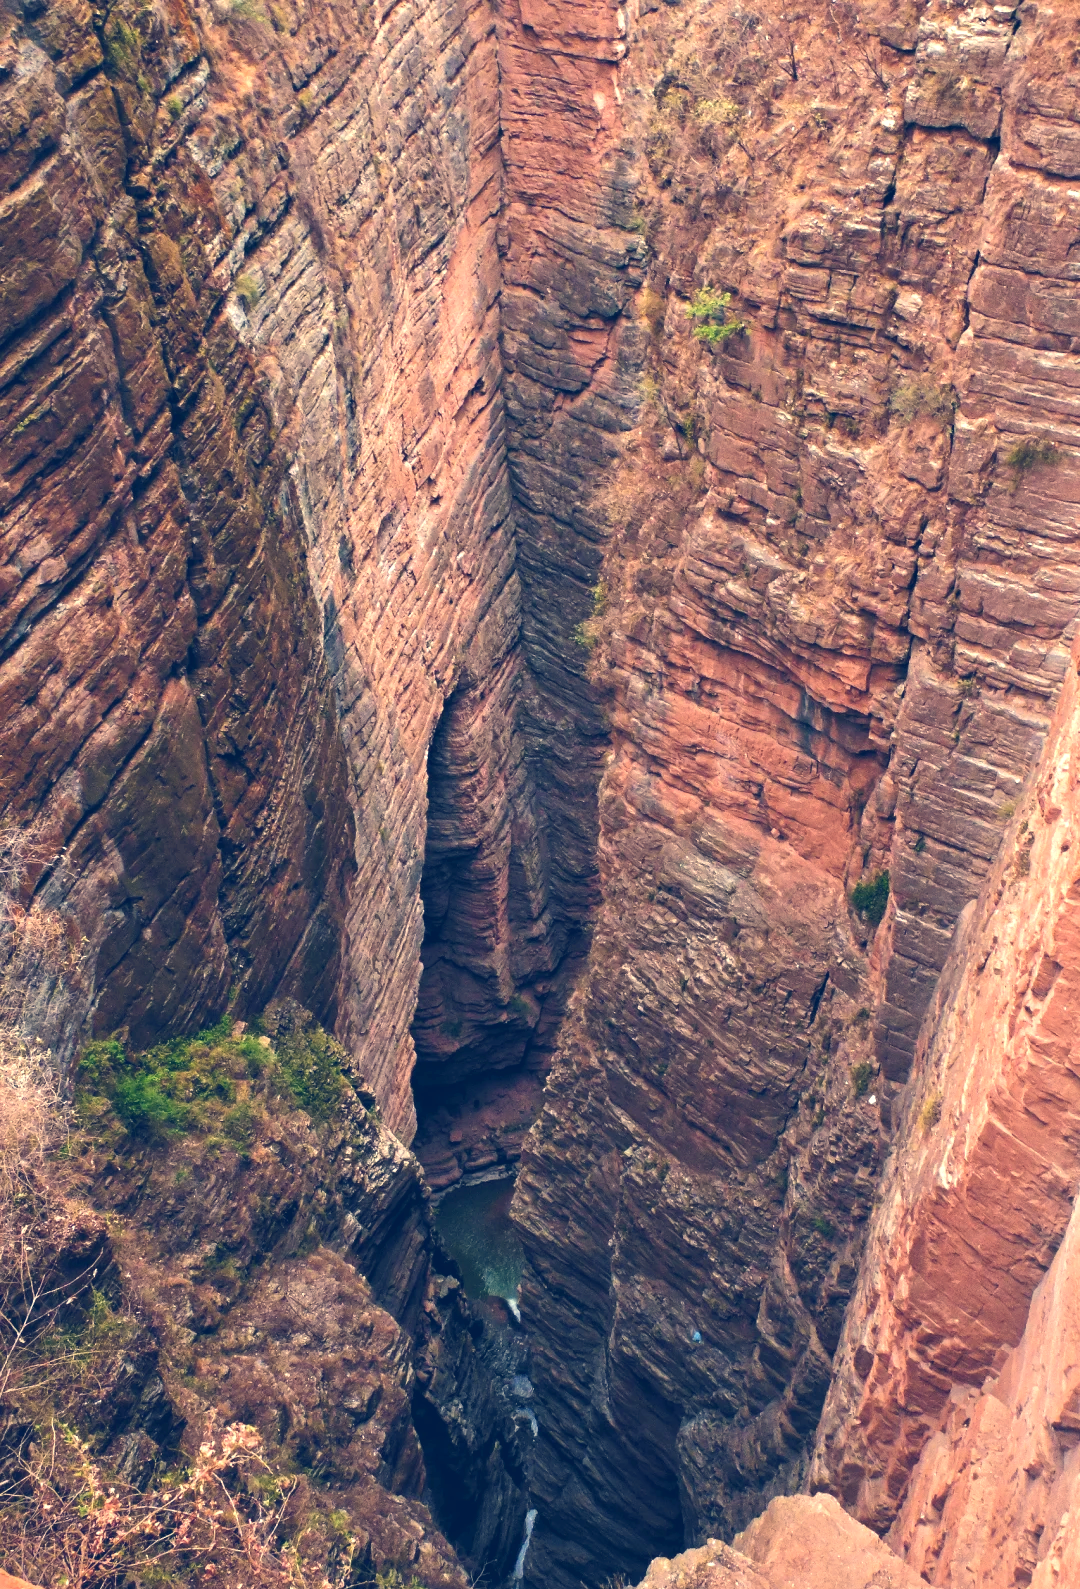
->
[0, 1049, 368, 1589]
[0, 1412, 339, 1589]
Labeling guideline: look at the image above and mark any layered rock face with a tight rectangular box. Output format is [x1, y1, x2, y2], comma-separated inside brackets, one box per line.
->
[7, 0, 1080, 1583]
[811, 626, 1080, 1583]
[512, 0, 1080, 1582]
[499, 0, 644, 922]
[0, 0, 592, 1140]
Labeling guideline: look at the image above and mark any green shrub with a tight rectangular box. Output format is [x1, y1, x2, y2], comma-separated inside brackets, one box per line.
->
[165, 95, 184, 121]
[890, 378, 956, 428]
[223, 1100, 257, 1148]
[920, 1091, 942, 1134]
[685, 286, 748, 346]
[809, 1212, 834, 1238]
[79, 1037, 127, 1087]
[79, 1008, 352, 1142]
[1005, 436, 1059, 477]
[850, 870, 890, 926]
[850, 1060, 875, 1098]
[103, 18, 139, 74]
[276, 1026, 346, 1122]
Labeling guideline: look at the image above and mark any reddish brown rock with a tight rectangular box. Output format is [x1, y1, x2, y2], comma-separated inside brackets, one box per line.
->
[0, 0, 588, 1140]
[635, 1540, 771, 1589]
[812, 623, 1080, 1562]
[887, 1174, 1080, 1588]
[512, 0, 1080, 1582]
[634, 1494, 923, 1589]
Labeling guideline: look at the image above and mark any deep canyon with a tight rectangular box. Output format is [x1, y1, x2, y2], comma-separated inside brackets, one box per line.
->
[2, 0, 1080, 1583]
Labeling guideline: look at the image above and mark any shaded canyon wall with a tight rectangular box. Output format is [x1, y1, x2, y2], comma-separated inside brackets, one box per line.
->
[0, 0, 598, 1141]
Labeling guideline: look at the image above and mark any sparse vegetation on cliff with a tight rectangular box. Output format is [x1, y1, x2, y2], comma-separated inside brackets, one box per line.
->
[235, 272, 262, 309]
[890, 377, 957, 428]
[685, 286, 747, 346]
[573, 579, 611, 655]
[850, 871, 890, 927]
[1004, 435, 1060, 484]
[919, 1091, 943, 1134]
[850, 1061, 875, 1098]
[77, 1006, 357, 1147]
[0, 1000, 439, 1589]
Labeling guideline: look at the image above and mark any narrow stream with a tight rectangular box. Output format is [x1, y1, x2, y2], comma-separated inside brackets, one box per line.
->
[434, 1174, 525, 1309]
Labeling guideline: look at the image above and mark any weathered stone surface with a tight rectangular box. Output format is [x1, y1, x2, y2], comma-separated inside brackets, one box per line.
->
[634, 1494, 923, 1589]
[812, 625, 1080, 1553]
[739, 1493, 923, 1588]
[0, 0, 591, 1142]
[512, 0, 1080, 1582]
[635, 1539, 771, 1589]
[887, 1177, 1080, 1588]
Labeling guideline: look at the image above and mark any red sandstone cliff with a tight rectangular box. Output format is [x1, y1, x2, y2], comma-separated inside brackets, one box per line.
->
[811, 625, 1080, 1581]
[0, 0, 596, 1145]
[510, 0, 1080, 1582]
[6, 0, 1080, 1583]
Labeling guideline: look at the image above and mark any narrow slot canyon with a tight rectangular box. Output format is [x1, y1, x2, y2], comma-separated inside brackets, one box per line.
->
[4, 0, 1080, 1587]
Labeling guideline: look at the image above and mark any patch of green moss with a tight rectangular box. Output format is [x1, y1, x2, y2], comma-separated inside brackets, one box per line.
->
[103, 18, 140, 76]
[235, 273, 261, 310]
[275, 1024, 346, 1123]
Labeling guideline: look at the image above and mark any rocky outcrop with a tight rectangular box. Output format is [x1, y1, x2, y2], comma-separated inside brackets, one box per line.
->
[634, 1493, 923, 1589]
[1, 1012, 470, 1584]
[887, 1187, 1080, 1589]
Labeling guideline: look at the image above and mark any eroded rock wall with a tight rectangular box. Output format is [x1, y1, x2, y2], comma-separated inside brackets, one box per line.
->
[811, 623, 1080, 1580]
[511, 0, 1080, 1583]
[499, 0, 645, 929]
[0, 0, 589, 1138]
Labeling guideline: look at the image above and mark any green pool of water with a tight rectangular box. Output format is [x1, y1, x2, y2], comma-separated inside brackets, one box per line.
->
[434, 1176, 524, 1304]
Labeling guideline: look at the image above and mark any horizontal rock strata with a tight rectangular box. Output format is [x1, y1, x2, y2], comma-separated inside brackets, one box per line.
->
[512, 0, 1080, 1582]
[812, 625, 1080, 1580]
